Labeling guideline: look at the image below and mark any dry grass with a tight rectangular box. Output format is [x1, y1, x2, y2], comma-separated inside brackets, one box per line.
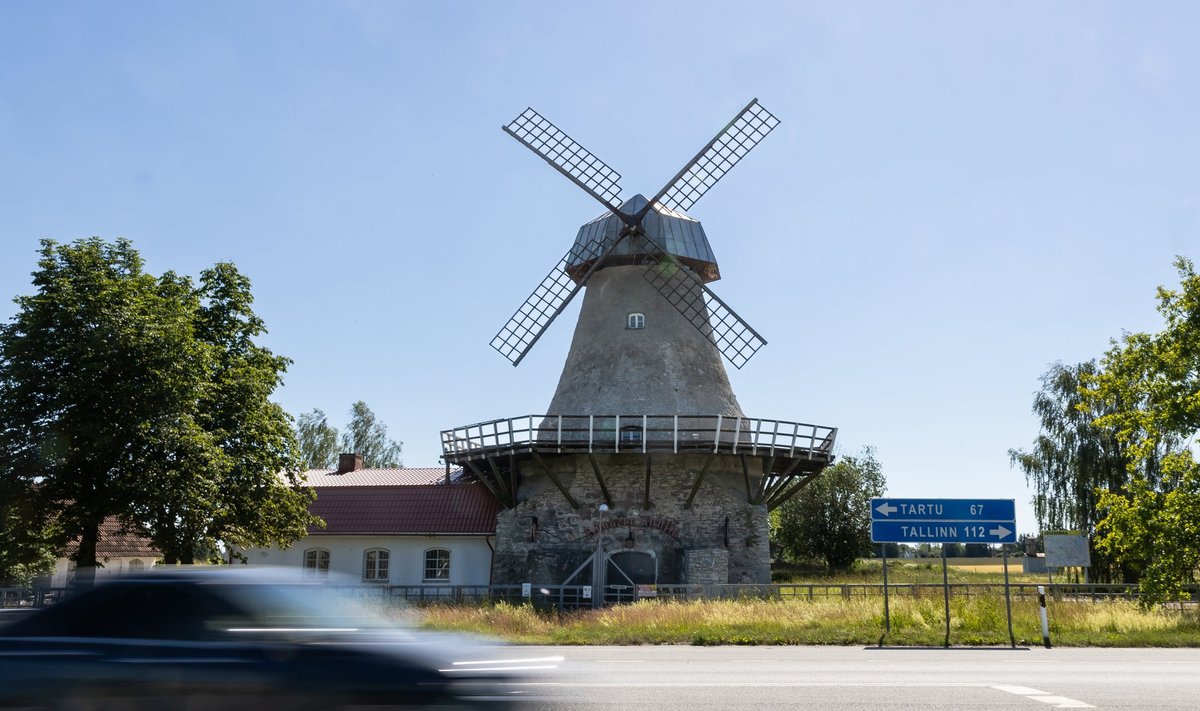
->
[412, 595, 1200, 647]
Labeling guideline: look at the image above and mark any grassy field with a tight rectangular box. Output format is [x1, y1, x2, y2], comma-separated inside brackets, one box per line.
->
[408, 562, 1199, 647]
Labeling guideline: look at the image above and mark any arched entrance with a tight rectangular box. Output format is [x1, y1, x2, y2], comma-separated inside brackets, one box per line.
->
[605, 550, 656, 604]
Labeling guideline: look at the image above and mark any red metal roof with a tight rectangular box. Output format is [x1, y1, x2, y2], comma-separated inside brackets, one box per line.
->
[308, 483, 500, 536]
[300, 467, 463, 487]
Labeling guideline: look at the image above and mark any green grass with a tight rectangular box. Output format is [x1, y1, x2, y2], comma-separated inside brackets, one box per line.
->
[410, 595, 1200, 647]
[406, 563, 1198, 647]
[774, 559, 1049, 585]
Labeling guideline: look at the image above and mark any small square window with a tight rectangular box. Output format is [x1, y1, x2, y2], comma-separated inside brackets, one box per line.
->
[627, 313, 645, 329]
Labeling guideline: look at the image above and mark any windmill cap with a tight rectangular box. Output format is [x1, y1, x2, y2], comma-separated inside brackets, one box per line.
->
[565, 195, 720, 283]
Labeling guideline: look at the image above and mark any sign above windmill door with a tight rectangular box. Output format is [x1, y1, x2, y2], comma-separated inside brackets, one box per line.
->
[491, 99, 780, 369]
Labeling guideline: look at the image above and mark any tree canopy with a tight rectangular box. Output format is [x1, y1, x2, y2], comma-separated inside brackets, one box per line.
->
[0, 238, 317, 577]
[294, 402, 403, 469]
[296, 409, 340, 469]
[1008, 360, 1135, 581]
[1085, 257, 1200, 604]
[773, 447, 885, 571]
[340, 401, 403, 468]
[1013, 257, 1200, 604]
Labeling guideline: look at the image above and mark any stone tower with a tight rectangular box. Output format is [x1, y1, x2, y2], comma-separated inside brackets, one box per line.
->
[442, 101, 836, 599]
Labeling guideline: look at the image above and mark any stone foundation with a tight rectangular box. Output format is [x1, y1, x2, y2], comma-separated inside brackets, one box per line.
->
[491, 452, 770, 585]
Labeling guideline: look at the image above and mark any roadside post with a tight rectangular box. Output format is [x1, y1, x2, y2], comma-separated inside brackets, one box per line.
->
[1002, 545, 1016, 648]
[1037, 585, 1052, 648]
[880, 544, 890, 647]
[871, 498, 1017, 647]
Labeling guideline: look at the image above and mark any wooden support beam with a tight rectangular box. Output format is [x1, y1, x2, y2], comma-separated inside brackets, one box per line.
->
[587, 453, 613, 507]
[463, 459, 511, 507]
[766, 471, 821, 511]
[531, 451, 580, 510]
[741, 454, 753, 503]
[485, 455, 510, 500]
[753, 456, 777, 504]
[684, 454, 716, 510]
[758, 457, 802, 505]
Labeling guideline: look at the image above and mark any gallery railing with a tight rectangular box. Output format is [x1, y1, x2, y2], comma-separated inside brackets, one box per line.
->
[441, 414, 837, 461]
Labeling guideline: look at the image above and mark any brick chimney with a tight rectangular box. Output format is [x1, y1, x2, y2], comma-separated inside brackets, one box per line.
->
[336, 453, 363, 474]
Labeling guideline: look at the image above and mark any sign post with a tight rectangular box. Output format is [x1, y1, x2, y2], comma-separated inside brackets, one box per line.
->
[871, 498, 1017, 647]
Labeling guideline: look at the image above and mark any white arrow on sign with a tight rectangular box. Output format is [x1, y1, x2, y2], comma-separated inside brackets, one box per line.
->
[875, 502, 898, 517]
[990, 525, 1012, 538]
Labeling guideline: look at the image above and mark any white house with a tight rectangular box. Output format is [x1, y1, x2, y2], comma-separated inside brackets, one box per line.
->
[248, 455, 500, 587]
[51, 518, 161, 588]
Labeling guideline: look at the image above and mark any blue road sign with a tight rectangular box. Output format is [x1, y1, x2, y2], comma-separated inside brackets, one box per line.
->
[870, 498, 1016, 544]
[871, 498, 1016, 522]
[871, 520, 1017, 544]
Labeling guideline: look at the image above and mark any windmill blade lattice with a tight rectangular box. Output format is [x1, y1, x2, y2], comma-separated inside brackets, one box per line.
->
[644, 99, 780, 216]
[503, 108, 626, 215]
[641, 252, 767, 369]
[491, 234, 623, 366]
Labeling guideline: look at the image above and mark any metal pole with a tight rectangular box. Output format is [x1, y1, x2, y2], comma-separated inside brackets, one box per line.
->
[879, 545, 891, 647]
[1003, 548, 1016, 649]
[942, 547, 951, 648]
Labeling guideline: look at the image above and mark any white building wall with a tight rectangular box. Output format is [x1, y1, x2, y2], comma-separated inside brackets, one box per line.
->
[247, 535, 494, 586]
[50, 555, 157, 589]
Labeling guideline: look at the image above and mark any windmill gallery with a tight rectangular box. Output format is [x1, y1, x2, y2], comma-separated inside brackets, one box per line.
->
[441, 100, 837, 599]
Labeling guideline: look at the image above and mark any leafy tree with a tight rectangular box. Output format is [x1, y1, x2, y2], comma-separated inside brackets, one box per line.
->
[0, 239, 205, 583]
[0, 475, 56, 586]
[1008, 360, 1135, 581]
[339, 401, 403, 468]
[1086, 257, 1200, 605]
[774, 447, 885, 571]
[0, 239, 317, 574]
[297, 409, 340, 469]
[129, 263, 318, 563]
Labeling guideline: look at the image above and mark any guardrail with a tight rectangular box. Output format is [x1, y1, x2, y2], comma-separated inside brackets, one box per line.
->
[441, 414, 837, 460]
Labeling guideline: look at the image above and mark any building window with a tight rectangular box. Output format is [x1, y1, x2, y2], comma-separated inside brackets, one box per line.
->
[424, 548, 450, 581]
[303, 548, 330, 576]
[128, 559, 144, 572]
[363, 549, 389, 581]
[627, 312, 645, 329]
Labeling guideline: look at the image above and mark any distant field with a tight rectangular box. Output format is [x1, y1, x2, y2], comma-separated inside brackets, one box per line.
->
[943, 557, 1010, 573]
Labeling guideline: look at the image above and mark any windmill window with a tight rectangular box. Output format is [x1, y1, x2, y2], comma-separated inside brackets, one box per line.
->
[627, 313, 645, 329]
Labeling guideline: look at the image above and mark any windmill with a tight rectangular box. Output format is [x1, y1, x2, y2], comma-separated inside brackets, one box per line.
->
[441, 99, 835, 594]
[491, 98, 779, 372]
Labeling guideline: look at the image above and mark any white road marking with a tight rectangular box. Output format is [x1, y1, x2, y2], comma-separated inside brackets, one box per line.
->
[506, 680, 1096, 706]
[992, 684, 1094, 708]
[993, 685, 1051, 695]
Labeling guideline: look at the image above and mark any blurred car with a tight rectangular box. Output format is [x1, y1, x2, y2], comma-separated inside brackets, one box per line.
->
[0, 567, 538, 710]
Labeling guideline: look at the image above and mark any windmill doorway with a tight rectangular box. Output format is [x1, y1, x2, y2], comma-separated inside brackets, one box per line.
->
[560, 548, 658, 607]
[605, 551, 656, 605]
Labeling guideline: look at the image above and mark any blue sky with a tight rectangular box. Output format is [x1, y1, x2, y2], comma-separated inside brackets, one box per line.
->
[3, 2, 1197, 536]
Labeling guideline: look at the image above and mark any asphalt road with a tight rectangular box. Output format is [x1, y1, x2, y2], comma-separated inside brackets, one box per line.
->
[503, 645, 1200, 710]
